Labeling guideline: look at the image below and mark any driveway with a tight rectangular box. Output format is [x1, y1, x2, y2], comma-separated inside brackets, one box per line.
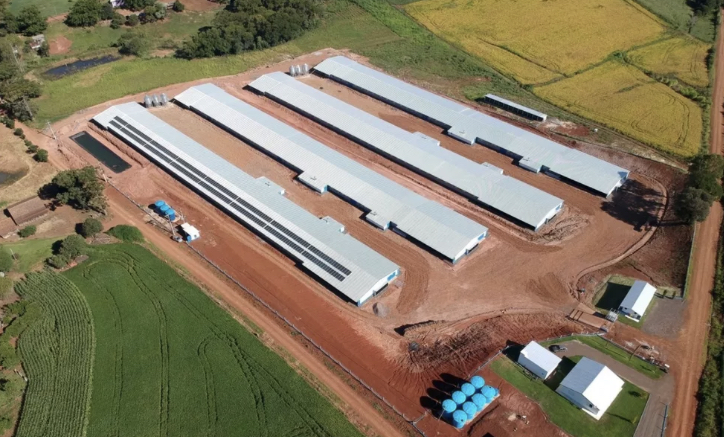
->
[553, 340, 674, 437]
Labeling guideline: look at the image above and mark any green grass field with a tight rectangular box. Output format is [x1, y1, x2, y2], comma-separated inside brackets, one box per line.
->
[542, 335, 665, 379]
[56, 243, 362, 437]
[8, 0, 70, 17]
[492, 356, 649, 437]
[1, 238, 55, 273]
[14, 271, 95, 437]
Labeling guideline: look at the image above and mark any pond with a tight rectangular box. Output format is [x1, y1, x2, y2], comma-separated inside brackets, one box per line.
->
[45, 55, 120, 78]
[0, 169, 24, 187]
[71, 132, 131, 173]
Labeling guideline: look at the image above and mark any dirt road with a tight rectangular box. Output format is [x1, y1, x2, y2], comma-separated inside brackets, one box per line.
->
[665, 10, 724, 436]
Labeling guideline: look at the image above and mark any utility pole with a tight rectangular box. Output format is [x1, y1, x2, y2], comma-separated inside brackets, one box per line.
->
[46, 121, 58, 143]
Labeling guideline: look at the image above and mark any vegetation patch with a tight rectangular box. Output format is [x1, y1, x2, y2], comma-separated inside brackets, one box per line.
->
[405, 0, 665, 77]
[628, 36, 711, 87]
[492, 356, 648, 437]
[534, 61, 702, 157]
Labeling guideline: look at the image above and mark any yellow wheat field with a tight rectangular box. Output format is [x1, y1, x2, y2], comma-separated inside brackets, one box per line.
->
[535, 62, 701, 157]
[405, 0, 665, 79]
[628, 37, 711, 87]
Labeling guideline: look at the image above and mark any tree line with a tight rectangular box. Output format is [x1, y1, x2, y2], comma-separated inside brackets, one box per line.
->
[674, 154, 724, 223]
[176, 0, 321, 58]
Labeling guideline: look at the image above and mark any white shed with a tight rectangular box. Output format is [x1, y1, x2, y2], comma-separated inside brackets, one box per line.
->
[618, 280, 657, 321]
[556, 357, 624, 420]
[180, 223, 200, 242]
[518, 341, 561, 379]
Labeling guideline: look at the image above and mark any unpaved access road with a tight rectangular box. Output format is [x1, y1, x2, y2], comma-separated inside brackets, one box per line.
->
[666, 9, 724, 436]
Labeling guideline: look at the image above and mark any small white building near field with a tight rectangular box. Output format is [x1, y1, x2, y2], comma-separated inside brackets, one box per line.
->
[618, 280, 657, 321]
[518, 341, 561, 379]
[556, 357, 624, 420]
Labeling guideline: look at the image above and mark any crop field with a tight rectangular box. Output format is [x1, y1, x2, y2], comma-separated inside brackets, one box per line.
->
[405, 0, 665, 79]
[535, 61, 702, 156]
[62, 243, 362, 437]
[14, 271, 94, 437]
[628, 36, 711, 87]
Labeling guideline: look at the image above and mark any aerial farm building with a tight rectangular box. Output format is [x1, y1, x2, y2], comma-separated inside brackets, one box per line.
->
[248, 72, 564, 231]
[556, 357, 624, 420]
[518, 341, 561, 379]
[618, 280, 657, 321]
[314, 56, 629, 196]
[483, 94, 547, 122]
[175, 83, 488, 263]
[93, 103, 400, 306]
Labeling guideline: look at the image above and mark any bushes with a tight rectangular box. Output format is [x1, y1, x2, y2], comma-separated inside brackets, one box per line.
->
[66, 0, 104, 27]
[46, 254, 69, 269]
[34, 149, 48, 162]
[116, 31, 151, 57]
[18, 226, 36, 238]
[0, 248, 12, 272]
[40, 166, 107, 213]
[79, 218, 103, 238]
[675, 154, 724, 223]
[13, 128, 23, 137]
[107, 225, 144, 243]
[46, 235, 87, 269]
[126, 14, 140, 27]
[173, 1, 185, 12]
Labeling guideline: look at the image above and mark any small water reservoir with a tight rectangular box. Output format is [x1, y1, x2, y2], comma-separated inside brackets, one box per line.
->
[70, 131, 130, 173]
[45, 55, 119, 78]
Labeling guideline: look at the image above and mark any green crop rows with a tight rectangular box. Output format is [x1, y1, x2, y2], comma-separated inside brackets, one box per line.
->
[57, 243, 362, 437]
[14, 271, 95, 437]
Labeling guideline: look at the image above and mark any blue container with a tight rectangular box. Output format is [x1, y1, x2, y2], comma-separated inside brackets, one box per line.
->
[165, 208, 176, 218]
[452, 410, 467, 429]
[451, 391, 466, 405]
[461, 383, 475, 398]
[472, 393, 486, 411]
[159, 204, 170, 213]
[441, 399, 456, 419]
[481, 385, 498, 401]
[470, 375, 485, 390]
[154, 200, 166, 208]
[462, 402, 477, 420]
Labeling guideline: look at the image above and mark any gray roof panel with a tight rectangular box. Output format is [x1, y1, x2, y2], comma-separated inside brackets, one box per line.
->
[315, 56, 628, 196]
[93, 103, 399, 304]
[248, 72, 564, 230]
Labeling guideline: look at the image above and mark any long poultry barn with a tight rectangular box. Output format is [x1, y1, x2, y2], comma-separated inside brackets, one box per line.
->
[174, 83, 488, 263]
[247, 72, 564, 231]
[93, 102, 400, 306]
[314, 56, 629, 197]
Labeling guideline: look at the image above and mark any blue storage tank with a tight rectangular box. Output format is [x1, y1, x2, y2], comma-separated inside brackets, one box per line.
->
[462, 402, 477, 420]
[159, 204, 170, 213]
[165, 208, 176, 220]
[461, 383, 475, 398]
[441, 399, 457, 419]
[452, 410, 467, 429]
[451, 391, 466, 405]
[470, 375, 485, 390]
[154, 200, 166, 208]
[481, 385, 498, 401]
[471, 393, 486, 411]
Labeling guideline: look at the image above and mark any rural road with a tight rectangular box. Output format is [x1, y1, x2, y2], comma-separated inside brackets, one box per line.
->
[553, 340, 674, 437]
[665, 9, 724, 437]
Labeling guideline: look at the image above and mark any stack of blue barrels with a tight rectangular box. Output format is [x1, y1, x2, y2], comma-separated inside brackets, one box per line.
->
[440, 375, 500, 429]
[154, 200, 176, 221]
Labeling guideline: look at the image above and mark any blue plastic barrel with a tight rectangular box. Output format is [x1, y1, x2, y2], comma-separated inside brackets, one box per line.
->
[154, 200, 166, 208]
[462, 402, 477, 420]
[452, 410, 467, 429]
[470, 375, 485, 390]
[159, 204, 170, 213]
[471, 393, 486, 411]
[481, 385, 498, 401]
[461, 383, 475, 398]
[441, 399, 456, 419]
[451, 391, 466, 405]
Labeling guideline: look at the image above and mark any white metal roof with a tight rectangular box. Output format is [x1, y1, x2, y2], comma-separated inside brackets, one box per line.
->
[519, 341, 561, 374]
[559, 357, 624, 411]
[620, 280, 657, 316]
[93, 103, 399, 304]
[315, 56, 629, 196]
[248, 72, 564, 231]
[485, 94, 547, 120]
[175, 83, 488, 261]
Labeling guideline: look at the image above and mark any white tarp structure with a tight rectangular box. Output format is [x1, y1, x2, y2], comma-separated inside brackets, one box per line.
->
[248, 72, 564, 231]
[518, 341, 561, 379]
[619, 280, 657, 321]
[93, 102, 400, 305]
[315, 56, 629, 196]
[175, 83, 488, 263]
[556, 357, 624, 420]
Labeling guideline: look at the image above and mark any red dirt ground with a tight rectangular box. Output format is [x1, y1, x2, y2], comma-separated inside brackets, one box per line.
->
[26, 48, 697, 437]
[180, 0, 224, 11]
[48, 35, 72, 56]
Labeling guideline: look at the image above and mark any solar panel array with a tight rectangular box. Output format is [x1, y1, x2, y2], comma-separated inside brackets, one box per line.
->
[175, 83, 488, 262]
[93, 103, 400, 304]
[248, 72, 564, 231]
[315, 56, 629, 196]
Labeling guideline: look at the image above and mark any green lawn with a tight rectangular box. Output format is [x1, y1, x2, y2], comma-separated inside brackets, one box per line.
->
[542, 336, 665, 379]
[58, 243, 362, 437]
[1, 238, 55, 273]
[492, 356, 649, 437]
[8, 0, 70, 17]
